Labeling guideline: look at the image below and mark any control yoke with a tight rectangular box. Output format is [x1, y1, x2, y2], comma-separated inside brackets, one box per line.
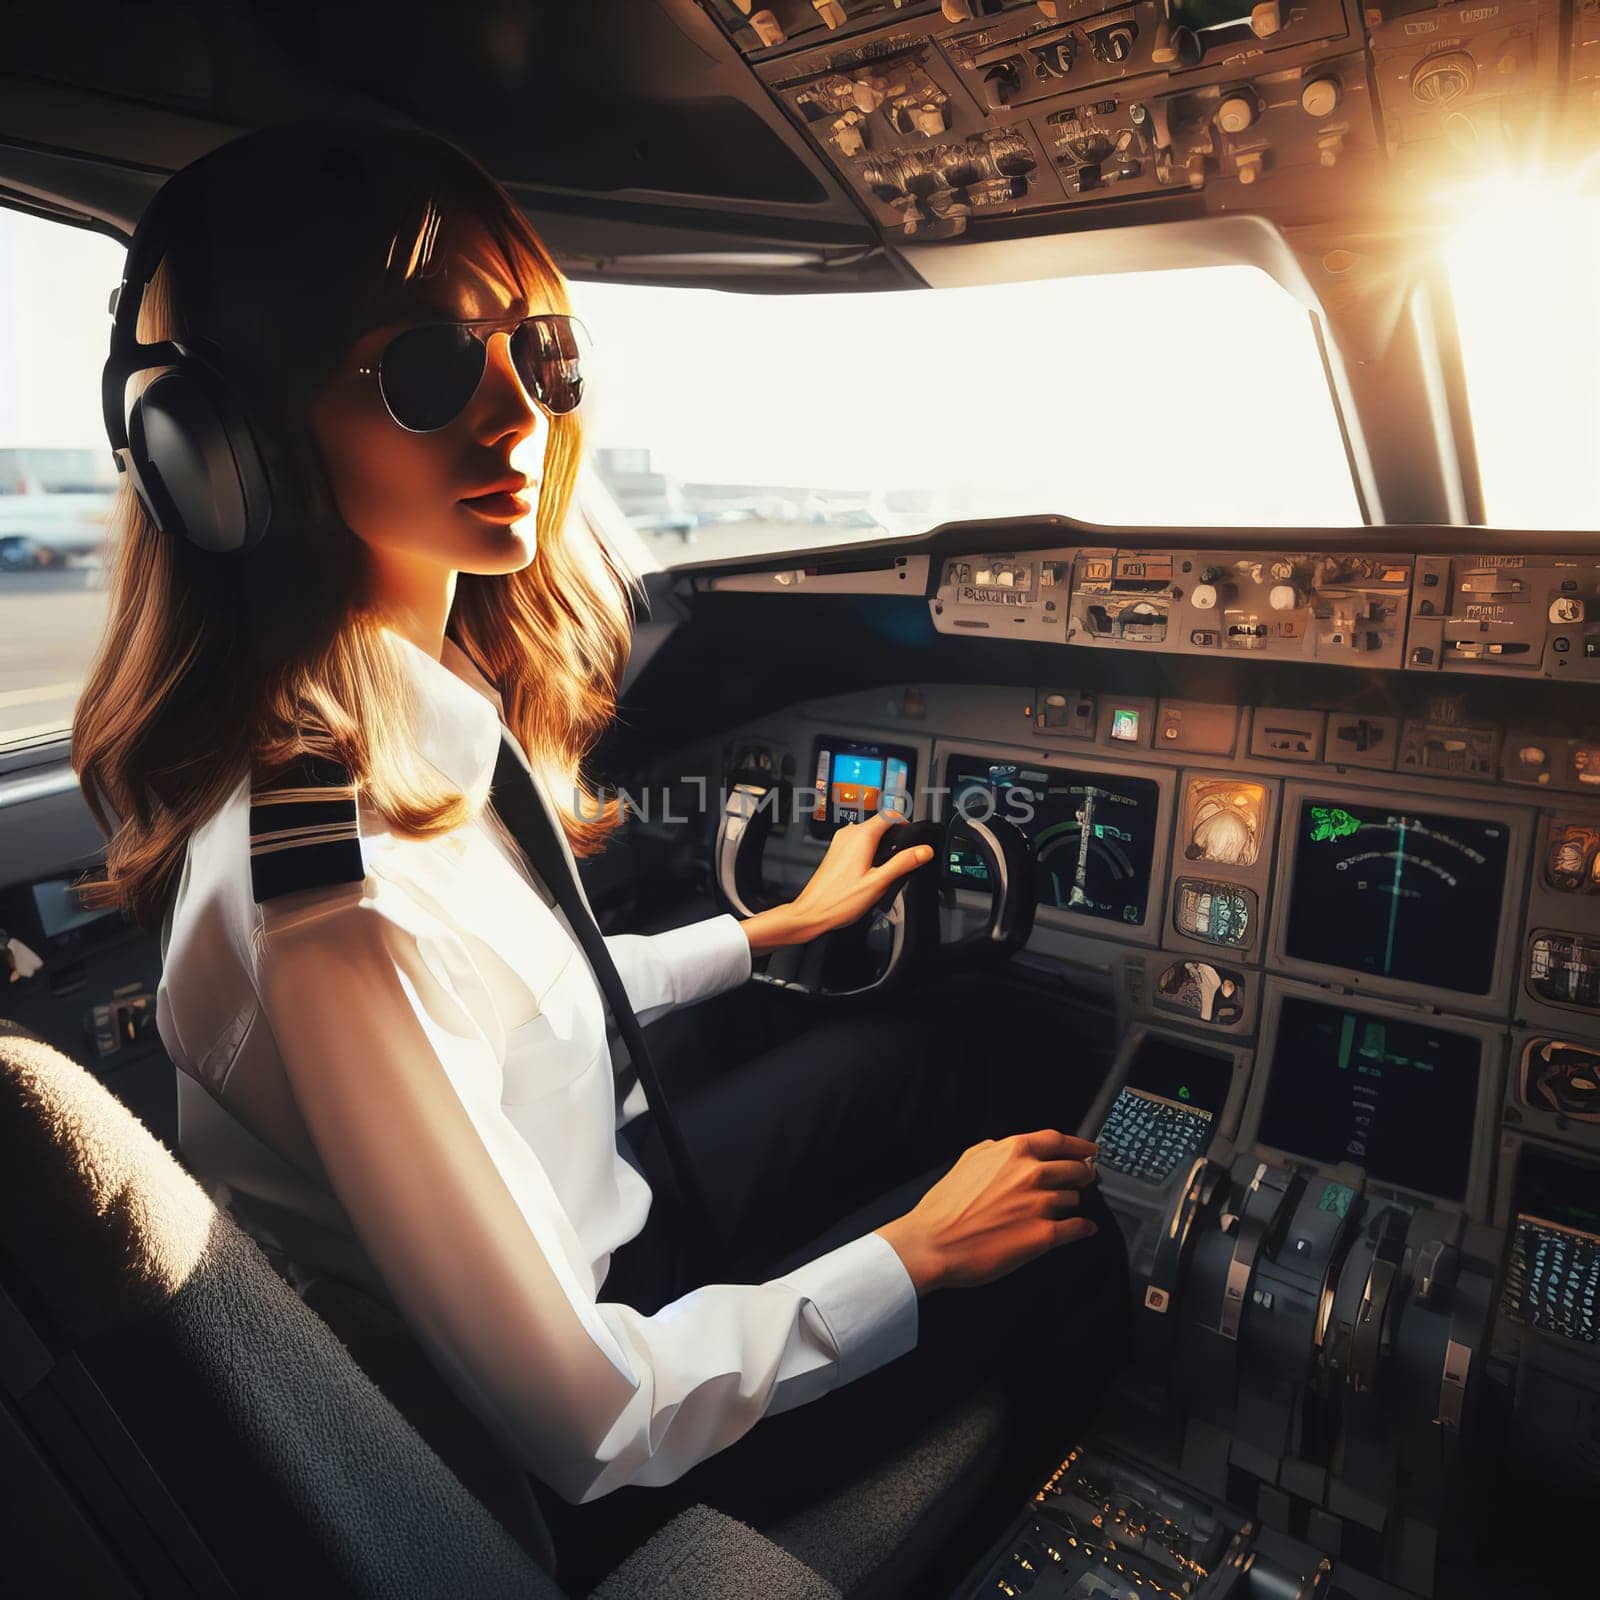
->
[714, 768, 1034, 999]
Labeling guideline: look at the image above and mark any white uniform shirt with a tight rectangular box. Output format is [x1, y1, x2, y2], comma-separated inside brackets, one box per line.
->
[154, 630, 919, 1504]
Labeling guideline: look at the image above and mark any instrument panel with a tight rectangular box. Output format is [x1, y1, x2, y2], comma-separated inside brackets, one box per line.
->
[693, 0, 1583, 242]
[931, 545, 1600, 694]
[710, 653, 1600, 1580]
[716, 670, 1600, 1223]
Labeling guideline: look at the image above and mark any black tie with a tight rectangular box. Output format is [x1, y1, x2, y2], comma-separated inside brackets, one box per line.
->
[489, 732, 723, 1274]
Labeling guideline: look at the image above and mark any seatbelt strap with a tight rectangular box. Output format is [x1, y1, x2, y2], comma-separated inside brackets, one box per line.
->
[488, 733, 724, 1275]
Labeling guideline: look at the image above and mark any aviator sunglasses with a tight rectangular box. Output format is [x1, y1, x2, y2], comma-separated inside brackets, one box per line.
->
[359, 311, 591, 432]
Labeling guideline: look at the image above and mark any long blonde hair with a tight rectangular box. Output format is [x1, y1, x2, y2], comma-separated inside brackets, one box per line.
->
[72, 120, 639, 933]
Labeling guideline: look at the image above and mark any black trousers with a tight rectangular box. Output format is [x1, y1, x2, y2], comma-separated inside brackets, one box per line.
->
[537, 997, 1133, 1590]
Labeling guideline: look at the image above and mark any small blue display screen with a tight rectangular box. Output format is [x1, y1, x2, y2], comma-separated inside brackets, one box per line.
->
[831, 754, 885, 788]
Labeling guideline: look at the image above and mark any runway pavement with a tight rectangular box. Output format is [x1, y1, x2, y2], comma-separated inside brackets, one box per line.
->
[0, 520, 878, 747]
[0, 568, 108, 746]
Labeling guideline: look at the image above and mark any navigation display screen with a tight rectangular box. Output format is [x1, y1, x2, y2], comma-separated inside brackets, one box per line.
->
[1259, 996, 1481, 1200]
[1284, 798, 1510, 993]
[943, 754, 1160, 924]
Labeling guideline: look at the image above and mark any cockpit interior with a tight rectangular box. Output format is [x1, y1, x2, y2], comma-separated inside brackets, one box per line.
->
[2, 2, 1598, 1596]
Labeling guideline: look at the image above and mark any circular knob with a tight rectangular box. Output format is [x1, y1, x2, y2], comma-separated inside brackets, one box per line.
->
[1269, 584, 1301, 611]
[1301, 78, 1340, 118]
[1217, 94, 1256, 134]
[1192, 584, 1220, 611]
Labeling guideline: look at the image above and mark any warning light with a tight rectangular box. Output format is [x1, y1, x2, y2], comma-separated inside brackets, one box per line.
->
[1178, 1085, 1192, 1101]
[1110, 707, 1141, 742]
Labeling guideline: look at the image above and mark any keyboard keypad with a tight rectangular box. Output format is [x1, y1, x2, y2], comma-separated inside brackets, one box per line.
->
[1504, 1214, 1599, 1344]
[1098, 1088, 1215, 1184]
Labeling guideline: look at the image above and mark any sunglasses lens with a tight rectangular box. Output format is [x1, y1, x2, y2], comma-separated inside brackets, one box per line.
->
[510, 314, 588, 416]
[379, 323, 487, 431]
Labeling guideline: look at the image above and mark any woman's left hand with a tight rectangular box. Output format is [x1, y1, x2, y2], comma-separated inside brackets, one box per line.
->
[740, 809, 936, 956]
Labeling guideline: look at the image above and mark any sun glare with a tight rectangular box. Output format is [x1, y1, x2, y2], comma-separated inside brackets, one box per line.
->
[1445, 173, 1600, 531]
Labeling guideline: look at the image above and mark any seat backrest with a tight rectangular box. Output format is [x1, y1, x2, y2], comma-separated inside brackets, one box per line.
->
[0, 1017, 567, 1599]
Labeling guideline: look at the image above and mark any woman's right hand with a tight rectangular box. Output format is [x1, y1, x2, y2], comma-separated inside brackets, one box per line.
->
[873, 1130, 1102, 1294]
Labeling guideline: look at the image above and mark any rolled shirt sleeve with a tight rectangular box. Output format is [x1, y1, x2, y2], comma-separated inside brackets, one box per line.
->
[251, 880, 914, 1506]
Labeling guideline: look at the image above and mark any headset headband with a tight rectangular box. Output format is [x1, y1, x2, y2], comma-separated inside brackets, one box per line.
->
[101, 149, 221, 461]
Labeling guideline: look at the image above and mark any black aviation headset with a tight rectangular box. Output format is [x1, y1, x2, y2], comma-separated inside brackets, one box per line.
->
[102, 129, 590, 559]
[100, 142, 279, 558]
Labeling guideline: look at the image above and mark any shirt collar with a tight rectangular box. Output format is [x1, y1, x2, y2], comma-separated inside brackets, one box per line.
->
[389, 628, 506, 804]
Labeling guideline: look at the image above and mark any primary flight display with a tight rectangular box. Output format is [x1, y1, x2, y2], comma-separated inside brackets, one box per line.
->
[943, 754, 1161, 924]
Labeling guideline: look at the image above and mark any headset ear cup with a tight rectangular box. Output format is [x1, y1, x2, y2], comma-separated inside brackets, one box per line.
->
[214, 393, 274, 554]
[127, 365, 273, 554]
[120, 416, 189, 538]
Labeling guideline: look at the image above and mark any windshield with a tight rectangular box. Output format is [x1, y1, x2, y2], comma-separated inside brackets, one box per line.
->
[567, 264, 1364, 567]
[1446, 189, 1600, 532]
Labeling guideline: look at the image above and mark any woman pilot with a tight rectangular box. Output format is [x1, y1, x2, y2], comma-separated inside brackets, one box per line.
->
[72, 119, 1127, 1583]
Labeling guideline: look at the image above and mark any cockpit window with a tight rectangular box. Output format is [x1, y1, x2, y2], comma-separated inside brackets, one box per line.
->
[569, 264, 1364, 567]
[0, 207, 121, 750]
[1446, 188, 1600, 532]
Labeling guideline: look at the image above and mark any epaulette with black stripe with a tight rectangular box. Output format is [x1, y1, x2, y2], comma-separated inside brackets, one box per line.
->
[249, 751, 365, 904]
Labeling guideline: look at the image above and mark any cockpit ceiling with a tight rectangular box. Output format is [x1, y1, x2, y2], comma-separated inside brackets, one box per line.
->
[2, 1, 1594, 265]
